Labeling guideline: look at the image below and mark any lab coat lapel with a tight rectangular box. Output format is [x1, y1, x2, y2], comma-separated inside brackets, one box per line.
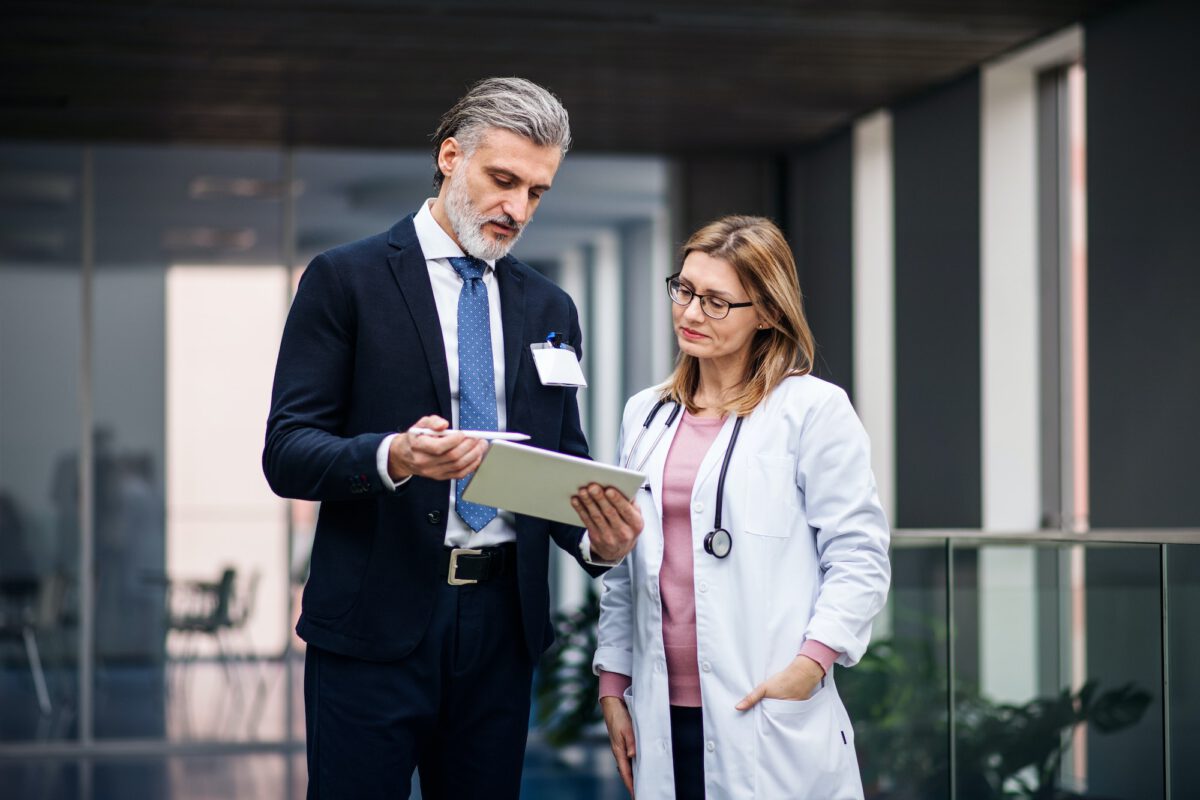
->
[643, 406, 684, 524]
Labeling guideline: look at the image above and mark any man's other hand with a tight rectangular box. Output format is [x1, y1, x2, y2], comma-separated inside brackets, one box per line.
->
[571, 483, 644, 562]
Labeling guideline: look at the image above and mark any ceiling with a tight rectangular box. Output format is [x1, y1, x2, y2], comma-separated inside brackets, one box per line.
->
[3, 0, 1122, 153]
[0, 142, 671, 265]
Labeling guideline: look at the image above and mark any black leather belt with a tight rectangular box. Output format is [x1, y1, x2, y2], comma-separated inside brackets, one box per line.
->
[441, 543, 516, 586]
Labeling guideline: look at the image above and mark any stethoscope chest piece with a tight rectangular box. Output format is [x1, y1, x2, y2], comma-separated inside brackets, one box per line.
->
[703, 527, 732, 559]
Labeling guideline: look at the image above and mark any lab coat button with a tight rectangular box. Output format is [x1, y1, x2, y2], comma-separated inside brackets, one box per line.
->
[698, 581, 708, 593]
[706, 740, 716, 752]
[701, 661, 711, 672]
[693, 501, 704, 513]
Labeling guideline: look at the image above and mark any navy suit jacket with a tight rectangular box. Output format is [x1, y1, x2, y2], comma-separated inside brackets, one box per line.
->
[263, 214, 605, 663]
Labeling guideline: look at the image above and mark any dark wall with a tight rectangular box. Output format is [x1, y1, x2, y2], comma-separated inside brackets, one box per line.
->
[678, 155, 784, 237]
[788, 131, 855, 398]
[620, 219, 658, 400]
[1086, 0, 1200, 527]
[892, 74, 982, 529]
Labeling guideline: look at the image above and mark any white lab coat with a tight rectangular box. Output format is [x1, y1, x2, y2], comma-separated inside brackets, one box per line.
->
[593, 375, 891, 800]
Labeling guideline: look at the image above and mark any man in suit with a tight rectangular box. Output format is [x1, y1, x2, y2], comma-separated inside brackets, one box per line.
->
[263, 77, 643, 799]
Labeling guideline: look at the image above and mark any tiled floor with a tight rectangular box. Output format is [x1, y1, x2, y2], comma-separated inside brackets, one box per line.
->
[1, 747, 627, 800]
[1, 659, 628, 799]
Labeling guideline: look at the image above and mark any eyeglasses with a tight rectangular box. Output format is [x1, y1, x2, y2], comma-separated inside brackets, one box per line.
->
[665, 274, 754, 320]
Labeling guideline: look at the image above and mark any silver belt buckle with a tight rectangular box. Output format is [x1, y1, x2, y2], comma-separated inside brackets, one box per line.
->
[447, 547, 483, 585]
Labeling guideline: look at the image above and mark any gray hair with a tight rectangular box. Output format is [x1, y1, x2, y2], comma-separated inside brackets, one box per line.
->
[430, 77, 572, 190]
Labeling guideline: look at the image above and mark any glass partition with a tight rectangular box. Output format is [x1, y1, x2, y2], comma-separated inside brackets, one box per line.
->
[1166, 544, 1200, 797]
[842, 536, 1184, 800]
[0, 143, 84, 743]
[91, 145, 291, 743]
[841, 539, 951, 799]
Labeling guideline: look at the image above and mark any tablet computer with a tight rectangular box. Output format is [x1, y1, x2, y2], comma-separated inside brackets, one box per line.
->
[461, 440, 646, 527]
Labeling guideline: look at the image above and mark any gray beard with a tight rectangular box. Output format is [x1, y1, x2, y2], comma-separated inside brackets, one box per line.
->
[444, 168, 524, 262]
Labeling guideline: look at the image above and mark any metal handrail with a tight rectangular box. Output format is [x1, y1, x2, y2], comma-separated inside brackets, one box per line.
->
[893, 528, 1200, 546]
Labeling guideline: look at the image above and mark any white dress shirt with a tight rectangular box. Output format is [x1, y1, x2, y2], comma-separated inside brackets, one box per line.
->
[376, 200, 516, 548]
[375, 201, 611, 562]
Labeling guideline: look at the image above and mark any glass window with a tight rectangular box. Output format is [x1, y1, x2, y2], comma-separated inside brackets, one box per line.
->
[91, 145, 290, 742]
[0, 143, 83, 742]
[1166, 544, 1198, 798]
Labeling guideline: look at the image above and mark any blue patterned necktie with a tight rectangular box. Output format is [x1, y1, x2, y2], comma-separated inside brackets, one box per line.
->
[449, 256, 499, 532]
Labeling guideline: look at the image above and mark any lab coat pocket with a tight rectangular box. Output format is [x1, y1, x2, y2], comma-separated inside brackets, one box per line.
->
[758, 694, 823, 717]
[743, 455, 798, 538]
[757, 688, 854, 799]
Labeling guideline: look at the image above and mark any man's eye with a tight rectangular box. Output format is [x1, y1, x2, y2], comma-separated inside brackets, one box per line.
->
[494, 176, 512, 187]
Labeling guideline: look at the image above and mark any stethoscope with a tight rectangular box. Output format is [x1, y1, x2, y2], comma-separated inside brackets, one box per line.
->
[622, 399, 745, 559]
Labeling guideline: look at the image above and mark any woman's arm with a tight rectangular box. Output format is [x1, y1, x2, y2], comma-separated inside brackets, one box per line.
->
[796, 388, 892, 667]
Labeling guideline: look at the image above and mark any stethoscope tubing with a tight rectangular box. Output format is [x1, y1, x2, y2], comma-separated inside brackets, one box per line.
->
[621, 398, 743, 559]
[622, 399, 682, 473]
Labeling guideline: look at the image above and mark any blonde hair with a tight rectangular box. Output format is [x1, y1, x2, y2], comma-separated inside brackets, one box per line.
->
[663, 215, 815, 416]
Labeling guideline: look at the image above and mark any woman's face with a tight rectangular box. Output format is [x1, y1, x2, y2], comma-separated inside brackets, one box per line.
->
[672, 251, 764, 365]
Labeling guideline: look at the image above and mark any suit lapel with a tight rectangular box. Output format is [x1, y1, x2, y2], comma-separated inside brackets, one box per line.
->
[496, 257, 526, 421]
[386, 216, 452, 420]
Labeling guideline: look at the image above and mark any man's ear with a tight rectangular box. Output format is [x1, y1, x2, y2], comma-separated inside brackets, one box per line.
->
[438, 137, 464, 179]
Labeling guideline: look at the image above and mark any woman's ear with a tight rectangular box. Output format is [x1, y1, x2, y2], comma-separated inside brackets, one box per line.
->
[756, 308, 781, 331]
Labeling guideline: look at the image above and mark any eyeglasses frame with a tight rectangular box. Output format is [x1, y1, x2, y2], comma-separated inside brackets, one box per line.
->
[665, 273, 755, 320]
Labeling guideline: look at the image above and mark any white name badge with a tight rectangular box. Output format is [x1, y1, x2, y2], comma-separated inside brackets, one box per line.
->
[530, 343, 588, 388]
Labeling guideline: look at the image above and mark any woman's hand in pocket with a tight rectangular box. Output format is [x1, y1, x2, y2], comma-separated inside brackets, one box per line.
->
[735, 654, 825, 710]
[601, 695, 637, 797]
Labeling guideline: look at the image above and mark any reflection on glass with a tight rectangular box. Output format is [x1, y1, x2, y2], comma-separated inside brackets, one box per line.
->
[0, 144, 83, 742]
[1166, 544, 1198, 798]
[91, 146, 290, 742]
[841, 542, 950, 800]
[845, 540, 1175, 800]
[955, 543, 1158, 800]
[1080, 545, 1162, 799]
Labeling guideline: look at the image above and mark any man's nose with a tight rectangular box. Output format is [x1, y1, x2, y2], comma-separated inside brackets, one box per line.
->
[502, 191, 530, 225]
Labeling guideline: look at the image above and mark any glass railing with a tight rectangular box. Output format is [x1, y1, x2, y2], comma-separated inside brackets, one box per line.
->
[844, 530, 1199, 800]
[3, 529, 1195, 800]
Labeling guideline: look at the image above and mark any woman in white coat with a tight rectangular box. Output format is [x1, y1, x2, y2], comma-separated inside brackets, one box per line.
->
[576, 216, 891, 800]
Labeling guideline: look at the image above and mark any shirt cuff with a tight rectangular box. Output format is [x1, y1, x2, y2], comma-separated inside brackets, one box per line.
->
[376, 433, 412, 492]
[798, 639, 840, 676]
[598, 669, 632, 701]
[580, 531, 622, 567]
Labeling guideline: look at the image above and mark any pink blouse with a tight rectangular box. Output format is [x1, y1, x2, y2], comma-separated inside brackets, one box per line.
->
[599, 411, 841, 706]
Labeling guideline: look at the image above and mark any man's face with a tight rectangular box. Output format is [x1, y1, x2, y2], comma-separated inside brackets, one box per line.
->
[438, 127, 562, 261]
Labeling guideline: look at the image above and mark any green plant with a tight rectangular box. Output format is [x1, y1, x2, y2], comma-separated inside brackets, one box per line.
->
[955, 680, 1151, 800]
[839, 630, 1152, 800]
[534, 588, 603, 747]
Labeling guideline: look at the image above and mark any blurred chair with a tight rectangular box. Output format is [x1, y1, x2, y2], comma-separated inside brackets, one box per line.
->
[165, 566, 263, 737]
[0, 574, 67, 716]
